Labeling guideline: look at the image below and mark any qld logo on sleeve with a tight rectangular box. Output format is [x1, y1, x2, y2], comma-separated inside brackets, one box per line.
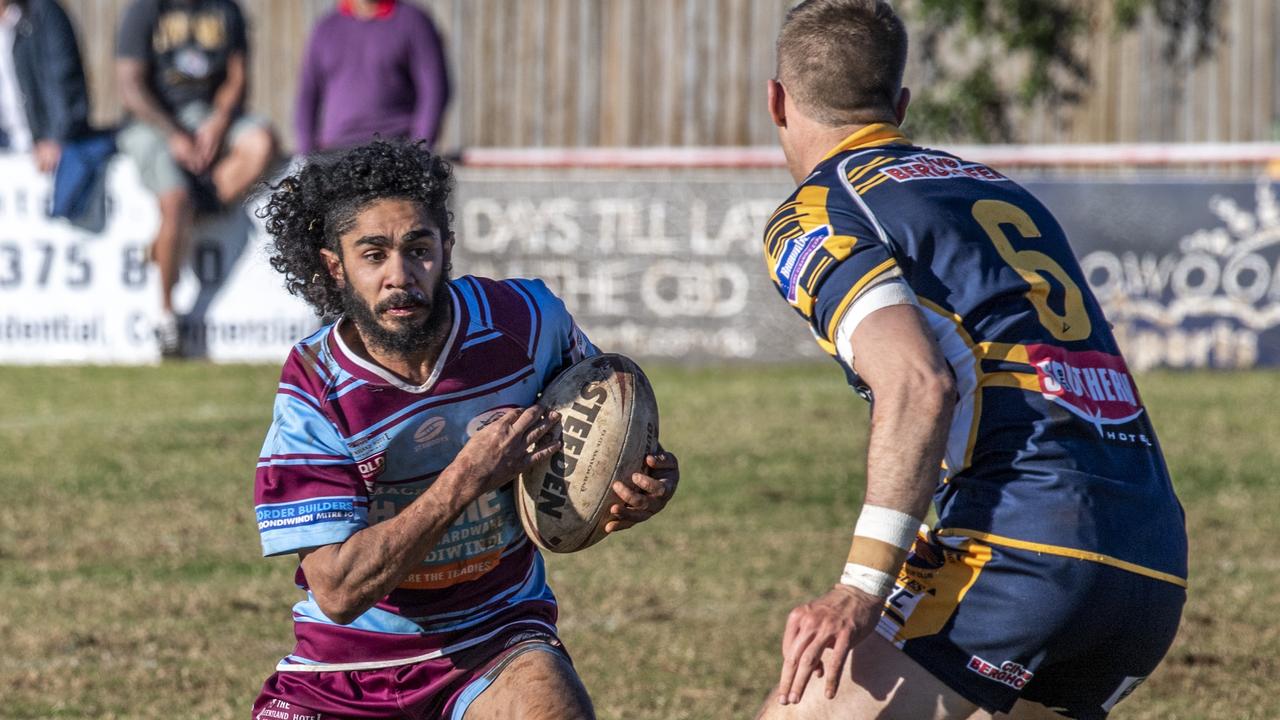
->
[774, 225, 831, 304]
[1026, 344, 1150, 443]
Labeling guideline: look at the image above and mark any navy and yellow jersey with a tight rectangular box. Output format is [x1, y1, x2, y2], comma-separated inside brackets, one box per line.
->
[763, 124, 1187, 586]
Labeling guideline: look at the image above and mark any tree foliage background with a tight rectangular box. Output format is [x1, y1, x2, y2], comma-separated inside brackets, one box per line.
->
[902, 0, 1220, 143]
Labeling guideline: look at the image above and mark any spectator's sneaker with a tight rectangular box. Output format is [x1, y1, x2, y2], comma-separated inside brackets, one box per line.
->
[157, 312, 182, 358]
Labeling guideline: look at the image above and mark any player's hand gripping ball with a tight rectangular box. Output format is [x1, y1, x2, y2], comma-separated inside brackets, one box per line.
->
[517, 354, 661, 553]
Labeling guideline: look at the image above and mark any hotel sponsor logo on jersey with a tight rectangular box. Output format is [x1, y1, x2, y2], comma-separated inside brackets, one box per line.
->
[880, 153, 1008, 184]
[1025, 344, 1150, 443]
[967, 655, 1034, 690]
[774, 224, 831, 304]
[467, 406, 517, 437]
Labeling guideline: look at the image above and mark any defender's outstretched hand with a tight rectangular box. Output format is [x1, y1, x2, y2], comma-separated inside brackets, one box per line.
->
[605, 450, 679, 532]
[777, 585, 883, 705]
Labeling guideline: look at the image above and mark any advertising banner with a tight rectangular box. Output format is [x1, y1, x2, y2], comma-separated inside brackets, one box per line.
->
[0, 156, 318, 364]
[2, 153, 1276, 369]
[1027, 178, 1280, 370]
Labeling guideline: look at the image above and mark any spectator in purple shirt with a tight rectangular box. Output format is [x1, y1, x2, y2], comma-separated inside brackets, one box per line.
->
[295, 0, 449, 154]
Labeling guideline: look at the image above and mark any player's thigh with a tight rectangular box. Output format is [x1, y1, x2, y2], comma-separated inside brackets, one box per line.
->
[756, 632, 980, 720]
[461, 643, 594, 720]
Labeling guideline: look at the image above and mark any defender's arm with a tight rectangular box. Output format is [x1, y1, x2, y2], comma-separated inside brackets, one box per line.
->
[777, 303, 954, 704]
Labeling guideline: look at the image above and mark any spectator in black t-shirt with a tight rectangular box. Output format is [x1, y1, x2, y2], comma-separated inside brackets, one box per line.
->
[115, 0, 276, 355]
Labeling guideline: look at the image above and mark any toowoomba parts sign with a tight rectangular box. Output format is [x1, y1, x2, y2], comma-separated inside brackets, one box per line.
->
[1, 154, 1277, 368]
[1027, 178, 1280, 370]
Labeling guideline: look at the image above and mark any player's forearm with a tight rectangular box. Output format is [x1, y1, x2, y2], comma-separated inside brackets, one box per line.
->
[837, 374, 952, 599]
[303, 469, 479, 624]
[863, 375, 953, 517]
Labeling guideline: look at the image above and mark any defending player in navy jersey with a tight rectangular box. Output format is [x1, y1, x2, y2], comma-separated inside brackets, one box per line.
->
[250, 140, 679, 720]
[755, 2, 1186, 719]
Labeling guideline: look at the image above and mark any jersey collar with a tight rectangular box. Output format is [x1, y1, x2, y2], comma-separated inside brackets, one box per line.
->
[820, 123, 910, 162]
[328, 285, 463, 394]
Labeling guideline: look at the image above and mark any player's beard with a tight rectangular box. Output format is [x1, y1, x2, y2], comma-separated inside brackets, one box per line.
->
[341, 274, 452, 359]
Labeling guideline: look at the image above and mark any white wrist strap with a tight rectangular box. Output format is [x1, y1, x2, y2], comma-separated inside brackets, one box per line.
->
[839, 505, 922, 598]
[853, 504, 919, 549]
[840, 563, 896, 597]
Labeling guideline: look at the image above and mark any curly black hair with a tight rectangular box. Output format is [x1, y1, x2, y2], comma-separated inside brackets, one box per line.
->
[258, 140, 454, 318]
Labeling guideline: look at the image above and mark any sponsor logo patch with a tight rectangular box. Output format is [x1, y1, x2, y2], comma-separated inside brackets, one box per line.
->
[880, 153, 1008, 183]
[413, 416, 447, 450]
[967, 655, 1034, 690]
[255, 497, 360, 532]
[774, 224, 831, 303]
[255, 698, 320, 720]
[468, 406, 518, 437]
[357, 453, 386, 480]
[1025, 344, 1149, 442]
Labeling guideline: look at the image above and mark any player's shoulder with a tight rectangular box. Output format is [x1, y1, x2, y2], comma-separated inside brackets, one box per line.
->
[278, 323, 343, 402]
[451, 275, 571, 345]
[456, 275, 566, 313]
[846, 145, 1017, 201]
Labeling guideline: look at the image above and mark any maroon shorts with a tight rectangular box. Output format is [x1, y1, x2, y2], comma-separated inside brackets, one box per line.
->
[251, 628, 567, 720]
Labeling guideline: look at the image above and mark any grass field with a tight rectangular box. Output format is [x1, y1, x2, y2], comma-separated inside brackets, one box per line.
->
[1, 363, 1277, 719]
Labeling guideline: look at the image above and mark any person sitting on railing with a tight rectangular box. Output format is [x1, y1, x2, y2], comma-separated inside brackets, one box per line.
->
[115, 0, 277, 356]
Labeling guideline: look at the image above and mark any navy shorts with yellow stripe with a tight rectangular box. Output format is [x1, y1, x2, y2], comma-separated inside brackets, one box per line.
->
[874, 530, 1185, 719]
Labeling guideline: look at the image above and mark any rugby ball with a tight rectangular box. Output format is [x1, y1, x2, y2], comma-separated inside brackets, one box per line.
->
[517, 353, 659, 553]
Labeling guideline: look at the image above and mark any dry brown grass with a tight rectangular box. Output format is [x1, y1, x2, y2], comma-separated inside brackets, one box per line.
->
[1, 364, 1274, 719]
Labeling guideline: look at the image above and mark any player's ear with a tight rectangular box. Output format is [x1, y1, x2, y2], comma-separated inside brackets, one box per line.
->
[768, 78, 787, 128]
[319, 248, 345, 288]
[894, 87, 911, 125]
[442, 232, 455, 271]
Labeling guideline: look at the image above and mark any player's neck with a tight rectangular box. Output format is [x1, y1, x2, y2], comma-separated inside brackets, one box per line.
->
[788, 121, 880, 183]
[341, 303, 454, 386]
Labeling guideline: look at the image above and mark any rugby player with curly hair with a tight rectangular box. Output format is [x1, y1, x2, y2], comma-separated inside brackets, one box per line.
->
[249, 140, 679, 720]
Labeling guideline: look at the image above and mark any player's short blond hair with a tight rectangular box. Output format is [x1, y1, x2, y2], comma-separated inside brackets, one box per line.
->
[776, 0, 908, 127]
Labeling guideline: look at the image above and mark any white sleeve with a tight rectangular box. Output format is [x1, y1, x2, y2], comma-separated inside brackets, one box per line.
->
[834, 279, 918, 367]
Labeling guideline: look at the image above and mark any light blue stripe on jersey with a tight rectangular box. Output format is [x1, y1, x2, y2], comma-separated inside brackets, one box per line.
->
[279, 382, 322, 408]
[284, 551, 553, 638]
[344, 367, 534, 447]
[326, 379, 367, 401]
[292, 592, 425, 635]
[460, 330, 504, 351]
[256, 457, 351, 468]
[459, 280, 486, 331]
[507, 280, 540, 353]
[267, 393, 351, 458]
